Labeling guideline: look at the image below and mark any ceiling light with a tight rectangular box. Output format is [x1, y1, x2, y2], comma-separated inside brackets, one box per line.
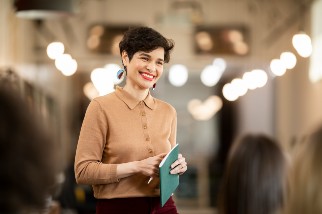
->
[14, 0, 75, 19]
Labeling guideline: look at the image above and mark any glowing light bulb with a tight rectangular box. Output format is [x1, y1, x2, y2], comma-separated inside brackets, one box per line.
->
[47, 42, 64, 60]
[168, 64, 188, 87]
[292, 32, 312, 58]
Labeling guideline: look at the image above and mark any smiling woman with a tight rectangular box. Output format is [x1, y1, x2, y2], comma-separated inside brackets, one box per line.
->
[74, 26, 188, 214]
[121, 48, 165, 91]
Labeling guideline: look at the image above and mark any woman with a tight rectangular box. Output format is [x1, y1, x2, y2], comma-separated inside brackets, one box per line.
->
[217, 134, 288, 214]
[74, 26, 187, 214]
[284, 124, 322, 214]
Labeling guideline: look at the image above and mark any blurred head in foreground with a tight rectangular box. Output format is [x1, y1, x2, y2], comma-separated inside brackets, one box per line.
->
[0, 84, 58, 213]
[217, 134, 288, 214]
[284, 124, 322, 214]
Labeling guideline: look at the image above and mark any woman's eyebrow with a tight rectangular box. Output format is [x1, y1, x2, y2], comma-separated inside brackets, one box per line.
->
[139, 53, 164, 62]
[139, 53, 151, 58]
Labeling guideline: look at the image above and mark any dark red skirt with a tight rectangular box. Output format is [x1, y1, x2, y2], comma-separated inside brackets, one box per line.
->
[96, 196, 178, 214]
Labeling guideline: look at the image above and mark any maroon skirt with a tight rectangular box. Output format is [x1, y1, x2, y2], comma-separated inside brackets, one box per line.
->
[96, 196, 178, 214]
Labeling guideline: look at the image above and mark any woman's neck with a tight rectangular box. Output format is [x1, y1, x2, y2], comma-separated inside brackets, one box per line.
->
[123, 84, 149, 101]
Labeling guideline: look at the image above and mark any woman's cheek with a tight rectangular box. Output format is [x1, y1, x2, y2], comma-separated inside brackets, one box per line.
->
[157, 68, 163, 78]
[136, 61, 146, 69]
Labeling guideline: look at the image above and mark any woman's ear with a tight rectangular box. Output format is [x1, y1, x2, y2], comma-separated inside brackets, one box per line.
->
[121, 51, 129, 67]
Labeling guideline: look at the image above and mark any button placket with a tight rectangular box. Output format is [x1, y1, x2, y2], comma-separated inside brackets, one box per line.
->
[139, 102, 154, 154]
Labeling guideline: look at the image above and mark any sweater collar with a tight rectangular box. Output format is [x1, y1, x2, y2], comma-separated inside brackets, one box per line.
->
[115, 86, 155, 110]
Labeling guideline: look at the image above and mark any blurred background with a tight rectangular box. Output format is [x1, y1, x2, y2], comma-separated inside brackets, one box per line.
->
[1, 0, 322, 213]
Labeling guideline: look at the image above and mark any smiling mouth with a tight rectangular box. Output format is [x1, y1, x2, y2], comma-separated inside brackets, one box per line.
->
[140, 72, 155, 81]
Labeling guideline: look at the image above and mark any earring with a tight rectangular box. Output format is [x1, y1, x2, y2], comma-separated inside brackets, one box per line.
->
[152, 83, 156, 90]
[117, 69, 124, 79]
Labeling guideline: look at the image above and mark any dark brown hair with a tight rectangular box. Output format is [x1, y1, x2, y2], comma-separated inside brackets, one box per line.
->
[0, 85, 58, 212]
[119, 26, 174, 63]
[217, 134, 287, 214]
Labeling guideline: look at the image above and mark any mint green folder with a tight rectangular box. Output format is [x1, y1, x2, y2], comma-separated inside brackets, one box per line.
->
[159, 144, 179, 207]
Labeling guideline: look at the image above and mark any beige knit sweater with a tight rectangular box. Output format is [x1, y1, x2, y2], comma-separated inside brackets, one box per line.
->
[74, 86, 177, 199]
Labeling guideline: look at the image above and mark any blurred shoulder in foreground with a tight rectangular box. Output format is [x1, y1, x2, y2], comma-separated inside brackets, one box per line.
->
[284, 124, 322, 214]
[0, 84, 59, 213]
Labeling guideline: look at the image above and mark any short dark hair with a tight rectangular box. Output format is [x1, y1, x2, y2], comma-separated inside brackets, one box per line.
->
[119, 26, 174, 63]
[217, 134, 287, 214]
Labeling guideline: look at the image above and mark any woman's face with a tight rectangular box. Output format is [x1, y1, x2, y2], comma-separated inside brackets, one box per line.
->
[122, 47, 165, 90]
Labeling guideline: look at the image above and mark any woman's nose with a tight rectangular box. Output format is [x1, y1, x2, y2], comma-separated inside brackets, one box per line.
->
[146, 63, 156, 72]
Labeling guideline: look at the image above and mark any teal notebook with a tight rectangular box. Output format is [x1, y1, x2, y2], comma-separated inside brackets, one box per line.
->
[159, 144, 179, 207]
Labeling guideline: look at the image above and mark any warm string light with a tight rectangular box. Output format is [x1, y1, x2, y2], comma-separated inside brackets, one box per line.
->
[200, 58, 226, 87]
[292, 32, 312, 58]
[187, 96, 223, 120]
[168, 64, 188, 87]
[222, 69, 268, 102]
[46, 41, 78, 76]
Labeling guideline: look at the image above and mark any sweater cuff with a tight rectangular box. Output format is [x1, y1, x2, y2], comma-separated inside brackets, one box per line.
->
[101, 164, 120, 183]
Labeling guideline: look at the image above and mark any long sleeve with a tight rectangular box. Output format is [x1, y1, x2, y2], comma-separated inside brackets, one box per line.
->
[74, 100, 119, 185]
[169, 109, 177, 148]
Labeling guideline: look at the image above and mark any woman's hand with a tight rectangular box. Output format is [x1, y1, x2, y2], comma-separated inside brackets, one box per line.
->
[137, 153, 167, 177]
[170, 154, 187, 175]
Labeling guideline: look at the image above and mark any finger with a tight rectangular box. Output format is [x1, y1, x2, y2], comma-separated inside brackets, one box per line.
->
[181, 159, 187, 166]
[170, 165, 184, 174]
[178, 165, 188, 175]
[171, 157, 186, 169]
[170, 161, 188, 174]
[170, 168, 177, 174]
[171, 160, 180, 169]
[158, 153, 167, 158]
[178, 157, 185, 164]
[153, 168, 159, 175]
[156, 153, 167, 161]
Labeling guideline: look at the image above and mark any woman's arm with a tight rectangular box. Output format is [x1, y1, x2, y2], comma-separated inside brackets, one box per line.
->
[116, 153, 166, 179]
[75, 100, 118, 184]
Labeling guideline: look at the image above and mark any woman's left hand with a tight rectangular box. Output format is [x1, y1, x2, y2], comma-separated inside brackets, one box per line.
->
[170, 154, 187, 175]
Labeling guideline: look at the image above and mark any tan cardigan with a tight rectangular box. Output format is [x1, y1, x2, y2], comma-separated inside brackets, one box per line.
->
[74, 86, 177, 199]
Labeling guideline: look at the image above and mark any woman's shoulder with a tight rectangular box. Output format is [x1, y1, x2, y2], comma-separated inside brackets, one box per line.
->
[91, 91, 118, 106]
[94, 91, 117, 101]
[154, 97, 176, 113]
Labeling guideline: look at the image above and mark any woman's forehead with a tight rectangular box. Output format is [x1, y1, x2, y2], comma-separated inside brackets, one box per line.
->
[136, 48, 165, 58]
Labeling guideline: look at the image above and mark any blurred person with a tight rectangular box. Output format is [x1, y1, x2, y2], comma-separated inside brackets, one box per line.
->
[284, 124, 322, 214]
[217, 134, 288, 214]
[0, 84, 58, 213]
[74, 26, 187, 214]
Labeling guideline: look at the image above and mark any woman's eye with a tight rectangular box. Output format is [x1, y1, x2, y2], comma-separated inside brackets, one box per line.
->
[157, 61, 164, 66]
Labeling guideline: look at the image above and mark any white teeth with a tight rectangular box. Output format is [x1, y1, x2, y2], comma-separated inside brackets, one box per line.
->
[142, 73, 153, 79]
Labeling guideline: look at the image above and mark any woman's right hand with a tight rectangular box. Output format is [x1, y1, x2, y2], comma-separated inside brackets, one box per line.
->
[137, 153, 167, 177]
[115, 153, 167, 181]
